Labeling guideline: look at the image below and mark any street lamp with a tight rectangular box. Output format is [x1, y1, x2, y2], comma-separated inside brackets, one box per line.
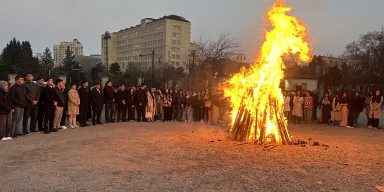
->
[139, 50, 155, 87]
[103, 31, 111, 77]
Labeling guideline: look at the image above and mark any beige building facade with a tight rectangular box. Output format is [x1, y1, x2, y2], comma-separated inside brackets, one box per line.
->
[101, 15, 192, 72]
[54, 39, 83, 67]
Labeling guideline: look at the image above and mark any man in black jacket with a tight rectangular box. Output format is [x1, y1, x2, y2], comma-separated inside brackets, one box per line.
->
[42, 78, 57, 133]
[10, 75, 27, 137]
[103, 81, 115, 123]
[91, 83, 104, 125]
[117, 84, 127, 122]
[137, 83, 148, 122]
[23, 73, 40, 134]
[53, 79, 66, 130]
[78, 81, 90, 127]
[36, 77, 45, 131]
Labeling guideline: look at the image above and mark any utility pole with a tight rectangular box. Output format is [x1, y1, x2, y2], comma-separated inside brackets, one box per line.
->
[139, 50, 156, 87]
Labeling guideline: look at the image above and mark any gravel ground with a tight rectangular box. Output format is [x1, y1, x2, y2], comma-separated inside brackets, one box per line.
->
[0, 120, 384, 192]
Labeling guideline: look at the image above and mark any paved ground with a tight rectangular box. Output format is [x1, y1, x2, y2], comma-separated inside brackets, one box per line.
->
[1, 120, 384, 192]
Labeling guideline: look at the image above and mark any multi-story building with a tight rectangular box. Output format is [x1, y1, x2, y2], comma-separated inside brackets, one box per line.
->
[54, 39, 83, 67]
[101, 15, 193, 72]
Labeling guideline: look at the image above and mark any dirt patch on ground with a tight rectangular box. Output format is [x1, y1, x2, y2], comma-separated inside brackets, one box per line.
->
[0, 122, 383, 191]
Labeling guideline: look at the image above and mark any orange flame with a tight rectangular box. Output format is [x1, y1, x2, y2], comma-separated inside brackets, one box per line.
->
[221, 0, 312, 144]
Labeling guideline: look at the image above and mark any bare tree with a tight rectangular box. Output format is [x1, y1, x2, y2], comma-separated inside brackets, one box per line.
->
[343, 28, 384, 89]
[195, 33, 240, 60]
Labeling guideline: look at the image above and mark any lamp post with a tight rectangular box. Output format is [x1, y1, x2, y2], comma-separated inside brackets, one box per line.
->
[103, 31, 111, 77]
[139, 50, 155, 87]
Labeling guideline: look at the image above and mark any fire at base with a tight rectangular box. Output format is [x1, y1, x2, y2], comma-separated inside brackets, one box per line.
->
[220, 0, 313, 145]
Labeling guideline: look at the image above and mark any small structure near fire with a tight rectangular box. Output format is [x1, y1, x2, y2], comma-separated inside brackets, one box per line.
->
[221, 0, 313, 145]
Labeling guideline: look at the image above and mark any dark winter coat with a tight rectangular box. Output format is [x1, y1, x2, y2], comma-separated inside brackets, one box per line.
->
[117, 89, 128, 109]
[10, 84, 27, 108]
[137, 88, 148, 105]
[42, 85, 58, 106]
[78, 87, 89, 106]
[0, 89, 14, 115]
[91, 88, 104, 110]
[103, 86, 115, 103]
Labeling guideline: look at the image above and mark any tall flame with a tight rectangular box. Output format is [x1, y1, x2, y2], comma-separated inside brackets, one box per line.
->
[221, 0, 312, 144]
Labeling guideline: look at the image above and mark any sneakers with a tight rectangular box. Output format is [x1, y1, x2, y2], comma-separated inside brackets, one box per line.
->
[6, 137, 12, 140]
[346, 126, 354, 128]
[60, 125, 68, 130]
[1, 137, 8, 141]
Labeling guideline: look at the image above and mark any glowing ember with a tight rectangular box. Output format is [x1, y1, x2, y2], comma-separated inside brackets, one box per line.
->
[220, 0, 312, 144]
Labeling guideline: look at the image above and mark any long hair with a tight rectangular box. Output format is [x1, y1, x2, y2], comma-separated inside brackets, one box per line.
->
[371, 90, 382, 103]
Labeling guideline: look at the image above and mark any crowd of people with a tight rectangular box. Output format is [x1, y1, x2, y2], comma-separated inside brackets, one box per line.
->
[0, 74, 228, 141]
[283, 89, 383, 129]
[1, 74, 383, 141]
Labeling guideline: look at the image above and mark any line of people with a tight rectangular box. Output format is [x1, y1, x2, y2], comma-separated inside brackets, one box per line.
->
[0, 74, 228, 141]
[283, 89, 383, 129]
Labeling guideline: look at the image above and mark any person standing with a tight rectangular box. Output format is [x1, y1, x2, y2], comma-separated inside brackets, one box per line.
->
[10, 75, 27, 137]
[113, 85, 121, 121]
[42, 78, 57, 133]
[155, 89, 164, 122]
[127, 88, 136, 121]
[103, 81, 115, 123]
[347, 92, 357, 128]
[365, 91, 373, 128]
[354, 92, 364, 126]
[117, 84, 128, 122]
[78, 81, 90, 127]
[145, 88, 156, 121]
[192, 91, 203, 122]
[174, 90, 184, 121]
[23, 73, 40, 133]
[292, 91, 303, 124]
[67, 84, 80, 128]
[303, 91, 313, 124]
[369, 90, 383, 129]
[60, 84, 68, 129]
[137, 83, 148, 122]
[0, 81, 14, 141]
[91, 83, 104, 125]
[203, 92, 211, 123]
[283, 91, 290, 119]
[331, 93, 342, 126]
[340, 92, 349, 127]
[36, 77, 45, 131]
[312, 90, 319, 121]
[163, 89, 173, 121]
[321, 92, 332, 125]
[184, 90, 193, 122]
[53, 79, 66, 130]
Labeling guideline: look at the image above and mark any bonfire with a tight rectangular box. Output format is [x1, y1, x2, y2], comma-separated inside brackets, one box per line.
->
[221, 0, 313, 145]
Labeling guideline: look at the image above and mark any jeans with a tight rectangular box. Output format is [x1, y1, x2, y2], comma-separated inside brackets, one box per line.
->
[185, 107, 192, 122]
[304, 108, 312, 124]
[10, 107, 24, 136]
[0, 114, 11, 138]
[23, 102, 38, 132]
[176, 105, 183, 121]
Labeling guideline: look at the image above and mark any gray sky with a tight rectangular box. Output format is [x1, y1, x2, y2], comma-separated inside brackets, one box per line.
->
[1, 0, 383, 60]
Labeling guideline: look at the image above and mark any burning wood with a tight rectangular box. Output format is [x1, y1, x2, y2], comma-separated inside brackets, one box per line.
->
[220, 0, 313, 145]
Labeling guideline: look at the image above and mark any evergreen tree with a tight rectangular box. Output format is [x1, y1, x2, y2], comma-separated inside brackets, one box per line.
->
[61, 46, 80, 84]
[0, 38, 41, 80]
[41, 47, 54, 77]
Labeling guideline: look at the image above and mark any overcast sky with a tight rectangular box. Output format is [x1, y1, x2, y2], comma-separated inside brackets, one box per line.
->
[1, 0, 383, 60]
